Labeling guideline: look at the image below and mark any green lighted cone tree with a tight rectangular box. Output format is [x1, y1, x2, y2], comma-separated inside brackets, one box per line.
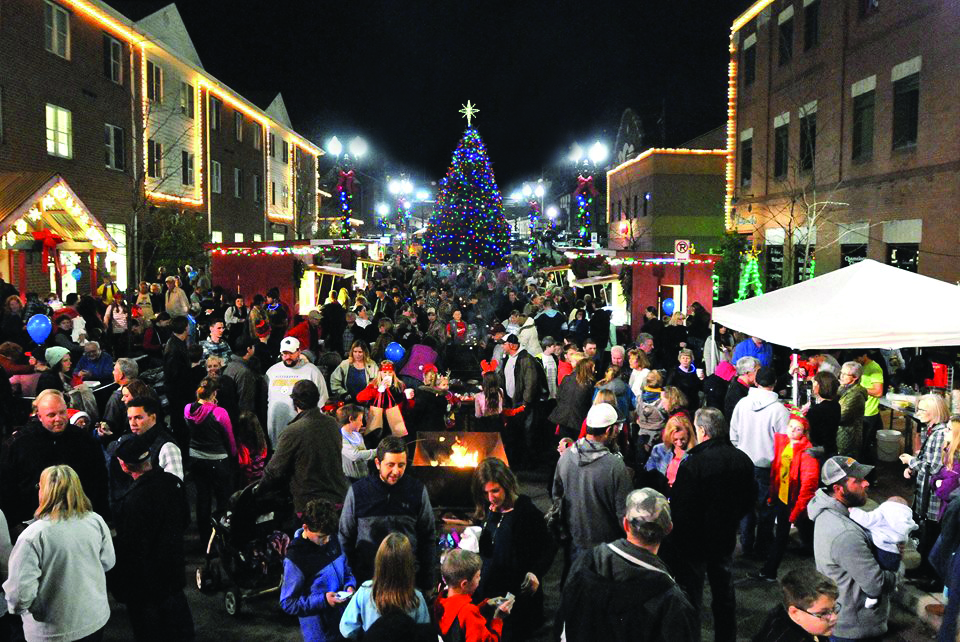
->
[424, 103, 510, 268]
[736, 252, 764, 301]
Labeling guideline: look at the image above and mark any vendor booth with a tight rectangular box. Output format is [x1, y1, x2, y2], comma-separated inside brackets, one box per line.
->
[206, 239, 380, 316]
[0, 173, 118, 297]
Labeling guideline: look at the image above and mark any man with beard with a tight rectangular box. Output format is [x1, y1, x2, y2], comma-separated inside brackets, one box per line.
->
[266, 337, 327, 447]
[806, 456, 897, 641]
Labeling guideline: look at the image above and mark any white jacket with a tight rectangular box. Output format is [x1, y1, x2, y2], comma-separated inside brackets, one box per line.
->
[3, 514, 115, 642]
[730, 387, 789, 467]
[266, 356, 328, 446]
[517, 317, 541, 358]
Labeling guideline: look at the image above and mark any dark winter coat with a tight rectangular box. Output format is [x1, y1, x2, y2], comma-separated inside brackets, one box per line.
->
[752, 605, 820, 642]
[723, 378, 751, 421]
[548, 376, 595, 431]
[807, 398, 841, 458]
[669, 437, 755, 560]
[666, 366, 702, 411]
[496, 349, 539, 407]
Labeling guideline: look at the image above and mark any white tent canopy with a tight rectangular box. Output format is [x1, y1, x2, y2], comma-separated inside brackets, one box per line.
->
[712, 259, 960, 350]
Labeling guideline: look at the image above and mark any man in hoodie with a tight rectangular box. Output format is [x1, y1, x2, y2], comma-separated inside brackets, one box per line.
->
[553, 403, 632, 581]
[556, 488, 699, 642]
[807, 456, 897, 641]
[266, 337, 327, 447]
[515, 313, 541, 358]
[730, 365, 789, 557]
[534, 297, 564, 341]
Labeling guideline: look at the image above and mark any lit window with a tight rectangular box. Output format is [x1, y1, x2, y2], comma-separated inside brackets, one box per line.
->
[211, 160, 222, 194]
[45, 104, 72, 158]
[272, 233, 285, 241]
[253, 234, 262, 242]
[234, 233, 244, 242]
[103, 34, 122, 84]
[211, 231, 222, 243]
[44, 2, 70, 59]
[104, 124, 124, 170]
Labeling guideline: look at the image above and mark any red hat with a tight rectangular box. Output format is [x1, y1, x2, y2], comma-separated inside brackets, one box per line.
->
[421, 363, 438, 376]
[380, 361, 395, 373]
[788, 413, 810, 430]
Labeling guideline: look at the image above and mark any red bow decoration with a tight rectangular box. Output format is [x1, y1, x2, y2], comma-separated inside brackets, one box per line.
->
[480, 359, 498, 374]
[337, 170, 357, 193]
[573, 175, 598, 198]
[32, 229, 65, 275]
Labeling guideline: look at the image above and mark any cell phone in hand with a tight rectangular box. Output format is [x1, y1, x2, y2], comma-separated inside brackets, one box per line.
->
[335, 591, 352, 601]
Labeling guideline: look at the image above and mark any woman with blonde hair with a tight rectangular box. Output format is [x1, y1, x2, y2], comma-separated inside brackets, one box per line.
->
[3, 465, 114, 642]
[330, 340, 379, 400]
[645, 412, 697, 488]
[339, 533, 430, 636]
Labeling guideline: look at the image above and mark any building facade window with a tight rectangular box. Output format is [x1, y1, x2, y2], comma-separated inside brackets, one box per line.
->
[253, 174, 262, 202]
[742, 34, 757, 86]
[0, 87, 4, 144]
[104, 124, 124, 170]
[773, 122, 789, 179]
[103, 34, 122, 84]
[146, 60, 162, 103]
[803, 0, 820, 50]
[778, 8, 794, 66]
[253, 234, 262, 242]
[740, 129, 753, 187]
[886, 244, 918, 272]
[210, 97, 221, 131]
[147, 139, 162, 178]
[44, 2, 70, 59]
[234, 233, 244, 242]
[269, 133, 276, 158]
[234, 111, 243, 142]
[45, 104, 72, 158]
[181, 151, 194, 186]
[211, 160, 222, 194]
[892, 73, 919, 150]
[233, 167, 242, 198]
[253, 123, 262, 150]
[180, 82, 194, 118]
[271, 181, 276, 205]
[852, 92, 875, 162]
[282, 140, 289, 163]
[211, 231, 222, 243]
[799, 103, 817, 171]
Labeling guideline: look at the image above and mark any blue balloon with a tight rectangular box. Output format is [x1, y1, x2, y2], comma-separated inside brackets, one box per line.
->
[662, 297, 676, 316]
[188, 270, 198, 280]
[384, 342, 405, 363]
[27, 314, 52, 344]
[71, 268, 82, 280]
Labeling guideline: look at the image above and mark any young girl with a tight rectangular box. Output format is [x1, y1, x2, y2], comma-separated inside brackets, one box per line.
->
[235, 411, 268, 484]
[355, 361, 411, 438]
[339, 533, 431, 637]
[473, 367, 504, 432]
[338, 404, 375, 483]
[642, 370, 665, 404]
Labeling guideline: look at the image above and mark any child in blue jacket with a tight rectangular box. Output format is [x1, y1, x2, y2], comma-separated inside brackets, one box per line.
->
[281, 499, 356, 641]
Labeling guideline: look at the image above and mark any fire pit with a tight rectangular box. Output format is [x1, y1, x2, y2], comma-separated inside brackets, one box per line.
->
[411, 432, 508, 510]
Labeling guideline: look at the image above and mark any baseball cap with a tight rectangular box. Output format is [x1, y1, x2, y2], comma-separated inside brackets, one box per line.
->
[821, 455, 873, 486]
[624, 488, 672, 534]
[115, 434, 151, 465]
[585, 403, 620, 429]
[279, 336, 300, 353]
[504, 334, 520, 345]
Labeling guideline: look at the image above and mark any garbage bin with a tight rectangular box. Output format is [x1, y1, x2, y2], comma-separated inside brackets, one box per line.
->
[876, 429, 903, 462]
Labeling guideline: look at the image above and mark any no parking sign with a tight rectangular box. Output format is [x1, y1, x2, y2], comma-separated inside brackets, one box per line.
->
[674, 239, 690, 262]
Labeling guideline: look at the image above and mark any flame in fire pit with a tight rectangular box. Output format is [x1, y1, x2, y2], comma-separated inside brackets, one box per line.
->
[427, 437, 480, 468]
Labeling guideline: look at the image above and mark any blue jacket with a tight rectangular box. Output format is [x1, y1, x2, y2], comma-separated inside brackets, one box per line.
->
[75, 351, 115, 382]
[732, 338, 773, 368]
[339, 580, 430, 638]
[280, 530, 356, 642]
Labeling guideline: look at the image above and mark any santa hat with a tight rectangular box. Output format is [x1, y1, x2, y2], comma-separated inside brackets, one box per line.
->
[67, 409, 90, 426]
[421, 363, 438, 376]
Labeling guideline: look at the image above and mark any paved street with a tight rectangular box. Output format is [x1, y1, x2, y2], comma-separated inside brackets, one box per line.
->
[95, 458, 939, 641]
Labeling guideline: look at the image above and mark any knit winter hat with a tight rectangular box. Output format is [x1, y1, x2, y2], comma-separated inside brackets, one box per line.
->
[44, 346, 70, 368]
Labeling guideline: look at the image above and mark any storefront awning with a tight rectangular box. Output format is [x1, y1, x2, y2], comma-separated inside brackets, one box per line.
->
[570, 274, 619, 288]
[305, 265, 355, 278]
[0, 173, 117, 252]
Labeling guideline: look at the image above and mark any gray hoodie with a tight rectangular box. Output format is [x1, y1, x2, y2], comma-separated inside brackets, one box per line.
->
[807, 489, 897, 639]
[729, 387, 789, 467]
[553, 437, 632, 549]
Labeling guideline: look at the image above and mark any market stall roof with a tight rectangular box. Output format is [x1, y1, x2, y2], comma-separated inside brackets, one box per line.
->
[540, 265, 570, 273]
[712, 259, 960, 349]
[0, 172, 117, 251]
[570, 274, 619, 288]
[305, 265, 355, 278]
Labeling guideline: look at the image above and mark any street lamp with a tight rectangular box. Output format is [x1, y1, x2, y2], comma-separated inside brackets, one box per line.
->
[326, 136, 343, 157]
[569, 140, 609, 240]
[588, 140, 609, 164]
[348, 136, 368, 159]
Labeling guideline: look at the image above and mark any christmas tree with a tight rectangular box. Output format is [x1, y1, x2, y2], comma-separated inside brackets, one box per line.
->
[424, 103, 510, 267]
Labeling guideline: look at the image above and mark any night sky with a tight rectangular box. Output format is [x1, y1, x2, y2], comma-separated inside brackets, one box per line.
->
[108, 0, 752, 190]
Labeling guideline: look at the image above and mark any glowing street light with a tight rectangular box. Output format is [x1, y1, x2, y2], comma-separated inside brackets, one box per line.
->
[588, 140, 609, 164]
[376, 203, 390, 216]
[568, 143, 584, 163]
[325, 136, 343, 157]
[416, 190, 430, 201]
[546, 206, 558, 219]
[348, 136, 368, 158]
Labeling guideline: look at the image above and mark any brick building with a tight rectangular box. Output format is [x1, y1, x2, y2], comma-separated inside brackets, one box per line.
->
[0, 0, 321, 297]
[606, 148, 726, 252]
[725, 0, 960, 288]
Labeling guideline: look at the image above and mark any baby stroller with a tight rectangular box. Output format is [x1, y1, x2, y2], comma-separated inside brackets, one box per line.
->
[195, 483, 295, 616]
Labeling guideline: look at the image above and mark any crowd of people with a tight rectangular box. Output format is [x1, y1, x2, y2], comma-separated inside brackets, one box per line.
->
[0, 257, 957, 642]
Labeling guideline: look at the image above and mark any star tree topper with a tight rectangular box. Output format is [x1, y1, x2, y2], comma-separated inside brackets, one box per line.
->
[459, 100, 479, 126]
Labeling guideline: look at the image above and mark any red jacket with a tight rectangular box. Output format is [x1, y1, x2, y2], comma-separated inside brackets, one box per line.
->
[436, 593, 503, 642]
[768, 433, 820, 523]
